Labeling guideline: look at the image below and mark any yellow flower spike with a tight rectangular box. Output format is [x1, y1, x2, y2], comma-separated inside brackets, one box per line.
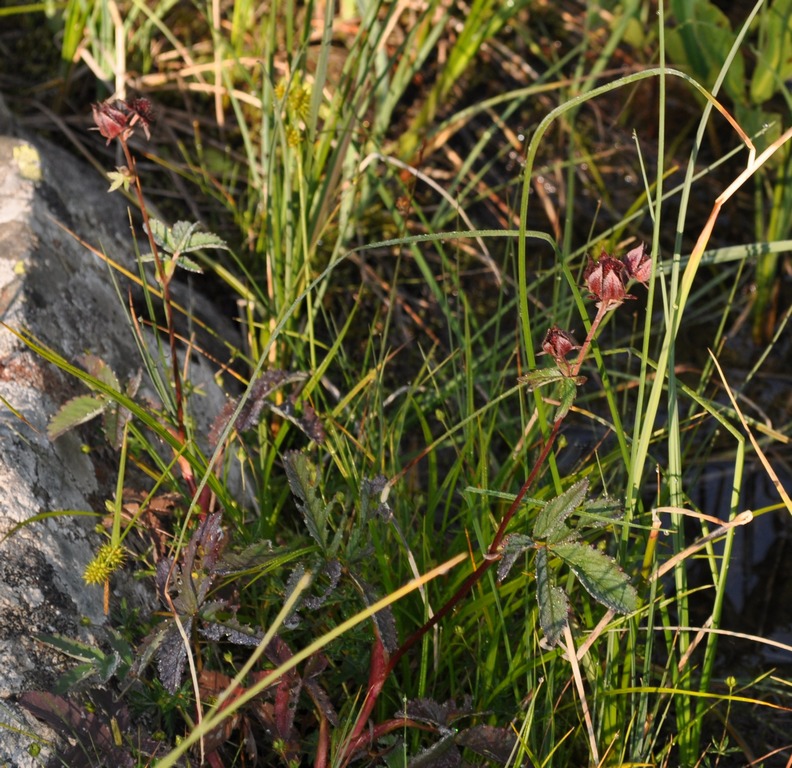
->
[289, 85, 311, 121]
[83, 543, 126, 585]
[285, 126, 302, 148]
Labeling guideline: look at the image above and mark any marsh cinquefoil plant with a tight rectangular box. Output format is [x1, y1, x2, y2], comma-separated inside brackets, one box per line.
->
[70, 90, 641, 720]
[37, 92, 649, 766]
[47, 98, 233, 590]
[500, 244, 651, 640]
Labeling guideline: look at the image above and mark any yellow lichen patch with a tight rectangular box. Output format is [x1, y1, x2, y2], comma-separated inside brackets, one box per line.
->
[13, 143, 42, 182]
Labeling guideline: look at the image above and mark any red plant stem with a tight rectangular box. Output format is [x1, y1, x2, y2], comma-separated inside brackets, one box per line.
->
[345, 297, 606, 749]
[338, 638, 388, 767]
[386, 418, 562, 676]
[341, 719, 434, 764]
[120, 139, 186, 437]
[571, 302, 609, 378]
[314, 716, 329, 768]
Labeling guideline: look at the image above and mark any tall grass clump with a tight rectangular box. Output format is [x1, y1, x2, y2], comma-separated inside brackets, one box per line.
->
[4, 0, 792, 766]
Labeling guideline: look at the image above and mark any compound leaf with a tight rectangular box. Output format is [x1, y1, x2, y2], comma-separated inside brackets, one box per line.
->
[146, 218, 229, 257]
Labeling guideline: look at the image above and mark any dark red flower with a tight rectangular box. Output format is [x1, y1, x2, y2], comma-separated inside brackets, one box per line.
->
[126, 97, 155, 140]
[91, 101, 129, 144]
[584, 252, 633, 309]
[623, 242, 652, 284]
[539, 326, 579, 372]
[91, 97, 154, 144]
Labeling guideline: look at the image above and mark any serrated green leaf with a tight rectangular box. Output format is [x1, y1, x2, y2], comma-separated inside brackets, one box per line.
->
[552, 542, 638, 614]
[172, 226, 229, 254]
[554, 376, 580, 422]
[154, 220, 230, 256]
[42, 630, 123, 692]
[174, 255, 204, 273]
[102, 402, 130, 450]
[157, 617, 191, 693]
[578, 495, 623, 530]
[105, 630, 133, 667]
[533, 478, 589, 542]
[536, 548, 568, 646]
[145, 218, 170, 249]
[5, 322, 233, 511]
[74, 359, 133, 448]
[48, 394, 108, 440]
[548, 531, 581, 548]
[167, 220, 203, 254]
[94, 647, 123, 681]
[145, 219, 227, 269]
[131, 617, 173, 682]
[284, 451, 328, 549]
[497, 533, 535, 582]
[80, 354, 119, 390]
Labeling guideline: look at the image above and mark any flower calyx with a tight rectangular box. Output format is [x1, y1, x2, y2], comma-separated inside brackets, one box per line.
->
[623, 242, 652, 284]
[91, 97, 154, 145]
[539, 326, 579, 375]
[584, 252, 633, 310]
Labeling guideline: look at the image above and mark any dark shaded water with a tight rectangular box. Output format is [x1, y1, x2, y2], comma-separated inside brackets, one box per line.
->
[689, 460, 792, 663]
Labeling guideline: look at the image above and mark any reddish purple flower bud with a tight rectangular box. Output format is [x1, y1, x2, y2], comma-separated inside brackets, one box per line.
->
[623, 242, 652, 284]
[91, 101, 129, 144]
[540, 326, 579, 373]
[584, 252, 633, 309]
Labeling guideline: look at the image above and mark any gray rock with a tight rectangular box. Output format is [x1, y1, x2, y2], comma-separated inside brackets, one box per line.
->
[0, 94, 235, 764]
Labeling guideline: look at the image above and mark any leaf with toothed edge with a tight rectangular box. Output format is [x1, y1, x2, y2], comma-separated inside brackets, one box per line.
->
[536, 548, 569, 646]
[532, 478, 589, 542]
[47, 394, 109, 440]
[496, 533, 534, 582]
[552, 541, 638, 614]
